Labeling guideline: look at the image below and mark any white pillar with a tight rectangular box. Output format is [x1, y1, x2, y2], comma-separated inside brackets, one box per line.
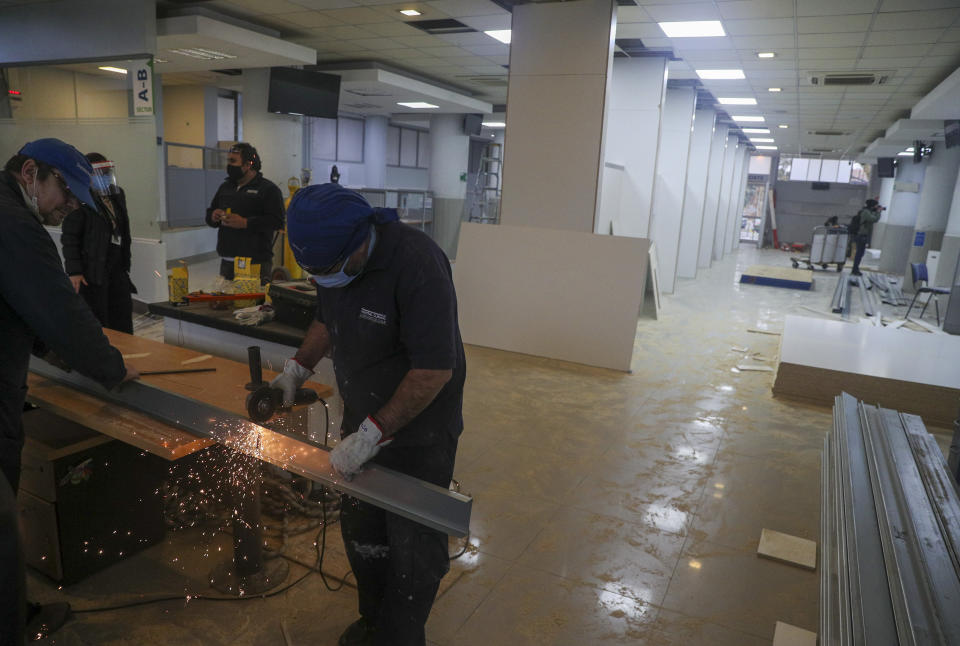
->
[905, 143, 960, 279]
[649, 86, 696, 293]
[699, 123, 730, 268]
[677, 108, 715, 279]
[499, 0, 616, 232]
[602, 56, 668, 238]
[428, 113, 470, 258]
[726, 148, 749, 254]
[363, 115, 388, 189]
[938, 165, 960, 286]
[878, 158, 926, 273]
[714, 135, 739, 261]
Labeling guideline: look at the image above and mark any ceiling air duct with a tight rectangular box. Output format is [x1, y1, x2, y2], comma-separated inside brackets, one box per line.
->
[808, 72, 890, 87]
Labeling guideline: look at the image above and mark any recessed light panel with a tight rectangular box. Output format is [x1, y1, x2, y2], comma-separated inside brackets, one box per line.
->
[98, 66, 127, 74]
[399, 9, 422, 16]
[755, 145, 778, 150]
[742, 128, 770, 134]
[732, 115, 765, 122]
[695, 69, 745, 80]
[482, 122, 506, 128]
[757, 52, 776, 58]
[484, 30, 511, 44]
[768, 87, 782, 92]
[659, 21, 725, 38]
[718, 97, 757, 105]
[397, 102, 439, 109]
[750, 138, 775, 142]
[778, 124, 789, 129]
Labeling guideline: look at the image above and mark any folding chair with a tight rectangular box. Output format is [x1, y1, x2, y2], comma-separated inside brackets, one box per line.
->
[904, 262, 951, 326]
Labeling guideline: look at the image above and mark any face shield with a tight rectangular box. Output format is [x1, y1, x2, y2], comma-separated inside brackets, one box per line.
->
[91, 160, 119, 196]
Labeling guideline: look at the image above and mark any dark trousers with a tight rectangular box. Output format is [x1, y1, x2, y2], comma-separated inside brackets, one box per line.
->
[79, 243, 133, 334]
[0, 439, 25, 646]
[340, 438, 458, 646]
[219, 259, 272, 284]
[852, 234, 869, 272]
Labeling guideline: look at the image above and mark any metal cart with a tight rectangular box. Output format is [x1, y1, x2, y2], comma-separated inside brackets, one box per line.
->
[792, 225, 848, 272]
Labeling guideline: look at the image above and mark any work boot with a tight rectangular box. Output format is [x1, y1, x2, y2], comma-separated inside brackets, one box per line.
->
[851, 269, 862, 276]
[26, 601, 71, 641]
[338, 617, 376, 646]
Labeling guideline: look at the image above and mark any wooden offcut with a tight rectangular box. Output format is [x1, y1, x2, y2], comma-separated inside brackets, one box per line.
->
[758, 528, 817, 570]
[773, 315, 960, 428]
[740, 265, 813, 291]
[27, 330, 334, 460]
[772, 621, 817, 646]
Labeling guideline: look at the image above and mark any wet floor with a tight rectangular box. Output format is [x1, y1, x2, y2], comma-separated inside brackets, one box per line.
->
[28, 244, 948, 645]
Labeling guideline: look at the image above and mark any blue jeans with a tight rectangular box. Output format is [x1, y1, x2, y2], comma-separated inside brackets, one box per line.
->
[852, 234, 869, 272]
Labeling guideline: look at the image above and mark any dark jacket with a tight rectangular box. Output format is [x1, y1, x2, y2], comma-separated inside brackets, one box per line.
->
[61, 189, 132, 286]
[205, 172, 284, 262]
[855, 207, 881, 238]
[0, 171, 126, 477]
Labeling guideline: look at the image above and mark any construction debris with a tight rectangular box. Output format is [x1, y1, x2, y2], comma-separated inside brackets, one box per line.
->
[757, 528, 816, 570]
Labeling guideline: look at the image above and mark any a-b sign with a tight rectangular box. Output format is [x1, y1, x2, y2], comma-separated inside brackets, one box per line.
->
[131, 60, 154, 116]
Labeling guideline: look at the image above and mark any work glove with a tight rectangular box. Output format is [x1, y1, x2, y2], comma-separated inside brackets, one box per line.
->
[330, 416, 392, 478]
[234, 304, 275, 326]
[270, 358, 313, 407]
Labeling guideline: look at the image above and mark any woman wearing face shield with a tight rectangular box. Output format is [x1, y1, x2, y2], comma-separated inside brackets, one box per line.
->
[60, 153, 135, 333]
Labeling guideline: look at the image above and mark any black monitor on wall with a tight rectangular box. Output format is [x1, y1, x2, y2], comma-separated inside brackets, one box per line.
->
[945, 120, 960, 149]
[877, 157, 896, 178]
[463, 114, 483, 136]
[267, 68, 341, 118]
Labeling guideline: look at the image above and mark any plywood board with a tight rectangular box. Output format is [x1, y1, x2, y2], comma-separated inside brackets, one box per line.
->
[772, 621, 817, 646]
[773, 315, 960, 427]
[454, 222, 650, 371]
[27, 330, 334, 460]
[757, 528, 817, 570]
[740, 265, 813, 291]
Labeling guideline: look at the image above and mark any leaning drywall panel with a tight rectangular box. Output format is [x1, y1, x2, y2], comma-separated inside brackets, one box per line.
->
[454, 222, 649, 371]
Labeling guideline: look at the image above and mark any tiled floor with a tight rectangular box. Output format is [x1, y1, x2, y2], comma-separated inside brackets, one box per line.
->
[28, 244, 946, 645]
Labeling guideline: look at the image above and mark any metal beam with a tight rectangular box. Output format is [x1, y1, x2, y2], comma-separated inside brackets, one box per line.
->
[29, 358, 472, 537]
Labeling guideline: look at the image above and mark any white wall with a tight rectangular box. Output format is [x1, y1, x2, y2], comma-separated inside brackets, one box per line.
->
[726, 149, 749, 253]
[240, 69, 305, 199]
[649, 87, 695, 293]
[677, 109, 714, 278]
[699, 123, 729, 268]
[713, 136, 739, 261]
[773, 181, 868, 244]
[429, 114, 469, 199]
[601, 57, 667, 238]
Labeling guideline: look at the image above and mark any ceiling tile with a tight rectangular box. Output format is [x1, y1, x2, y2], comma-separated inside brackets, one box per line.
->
[880, 0, 960, 10]
[344, 37, 405, 50]
[227, 0, 315, 12]
[616, 6, 654, 23]
[315, 6, 386, 22]
[644, 2, 721, 20]
[796, 0, 879, 16]
[456, 13, 510, 30]
[797, 47, 861, 59]
[872, 9, 960, 29]
[463, 44, 509, 57]
[731, 35, 794, 48]
[916, 54, 960, 67]
[797, 14, 873, 33]
[323, 24, 379, 38]
[416, 45, 476, 58]
[862, 44, 932, 57]
[615, 22, 669, 38]
[670, 36, 734, 51]
[361, 22, 425, 36]
[724, 17, 795, 36]
[718, 0, 795, 20]
[926, 42, 960, 56]
[798, 32, 867, 48]
[939, 28, 960, 42]
[275, 10, 345, 27]
[866, 29, 943, 45]
[423, 0, 506, 18]
[293, 0, 362, 8]
[374, 48, 431, 59]
[394, 34, 448, 47]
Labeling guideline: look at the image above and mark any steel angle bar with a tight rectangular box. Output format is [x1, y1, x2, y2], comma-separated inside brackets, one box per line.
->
[831, 272, 846, 313]
[908, 431, 960, 578]
[29, 358, 472, 537]
[821, 432, 838, 646]
[837, 393, 899, 645]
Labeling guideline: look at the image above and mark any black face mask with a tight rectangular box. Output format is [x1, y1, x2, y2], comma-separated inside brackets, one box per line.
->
[226, 164, 245, 182]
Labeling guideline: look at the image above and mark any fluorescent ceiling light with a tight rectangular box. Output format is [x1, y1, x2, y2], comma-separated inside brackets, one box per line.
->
[695, 69, 745, 80]
[484, 30, 511, 44]
[482, 122, 506, 128]
[167, 48, 236, 60]
[755, 145, 778, 150]
[757, 52, 776, 58]
[732, 115, 765, 122]
[98, 66, 127, 74]
[768, 87, 782, 92]
[397, 101, 439, 109]
[750, 138, 775, 143]
[742, 128, 770, 134]
[718, 97, 757, 105]
[778, 124, 789, 129]
[897, 152, 913, 156]
[399, 9, 422, 15]
[658, 21, 725, 38]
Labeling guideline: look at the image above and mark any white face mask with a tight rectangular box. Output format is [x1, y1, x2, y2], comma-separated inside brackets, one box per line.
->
[18, 181, 41, 221]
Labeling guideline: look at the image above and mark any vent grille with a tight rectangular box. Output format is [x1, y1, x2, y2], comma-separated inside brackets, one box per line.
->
[807, 130, 849, 136]
[408, 19, 476, 35]
[457, 75, 508, 87]
[809, 72, 890, 87]
[344, 102, 380, 110]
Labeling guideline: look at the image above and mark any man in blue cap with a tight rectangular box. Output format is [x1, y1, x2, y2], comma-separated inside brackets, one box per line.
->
[0, 138, 139, 643]
[272, 183, 465, 646]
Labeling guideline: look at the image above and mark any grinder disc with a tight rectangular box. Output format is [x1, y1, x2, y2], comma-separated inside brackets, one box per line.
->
[246, 386, 277, 422]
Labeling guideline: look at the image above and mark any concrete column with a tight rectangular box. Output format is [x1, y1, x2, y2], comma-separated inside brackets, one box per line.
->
[699, 123, 730, 268]
[878, 158, 925, 274]
[677, 108, 715, 279]
[363, 115, 388, 189]
[714, 135, 740, 261]
[726, 148, 750, 254]
[499, 0, 616, 232]
[428, 113, 469, 258]
[905, 143, 960, 282]
[938, 165, 960, 287]
[649, 86, 696, 293]
[602, 56, 668, 238]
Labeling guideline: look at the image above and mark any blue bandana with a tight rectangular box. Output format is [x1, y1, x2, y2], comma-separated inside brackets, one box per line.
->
[286, 183, 399, 272]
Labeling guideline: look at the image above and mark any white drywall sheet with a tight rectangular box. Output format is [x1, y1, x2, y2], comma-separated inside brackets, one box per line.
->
[454, 222, 649, 371]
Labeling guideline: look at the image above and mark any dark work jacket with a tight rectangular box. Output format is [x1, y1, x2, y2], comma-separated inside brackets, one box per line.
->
[0, 171, 126, 456]
[205, 172, 284, 262]
[61, 189, 133, 287]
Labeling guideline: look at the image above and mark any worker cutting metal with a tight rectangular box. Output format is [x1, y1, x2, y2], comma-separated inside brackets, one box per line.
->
[273, 183, 466, 646]
[0, 138, 139, 643]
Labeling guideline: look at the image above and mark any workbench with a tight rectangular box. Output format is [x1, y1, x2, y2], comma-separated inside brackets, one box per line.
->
[148, 301, 308, 349]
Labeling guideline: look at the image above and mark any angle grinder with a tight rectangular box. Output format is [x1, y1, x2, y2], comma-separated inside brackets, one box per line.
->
[244, 346, 318, 422]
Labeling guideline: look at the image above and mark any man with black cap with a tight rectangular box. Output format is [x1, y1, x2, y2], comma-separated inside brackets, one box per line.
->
[206, 143, 285, 283]
[0, 138, 138, 642]
[271, 183, 465, 646]
[851, 198, 882, 276]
